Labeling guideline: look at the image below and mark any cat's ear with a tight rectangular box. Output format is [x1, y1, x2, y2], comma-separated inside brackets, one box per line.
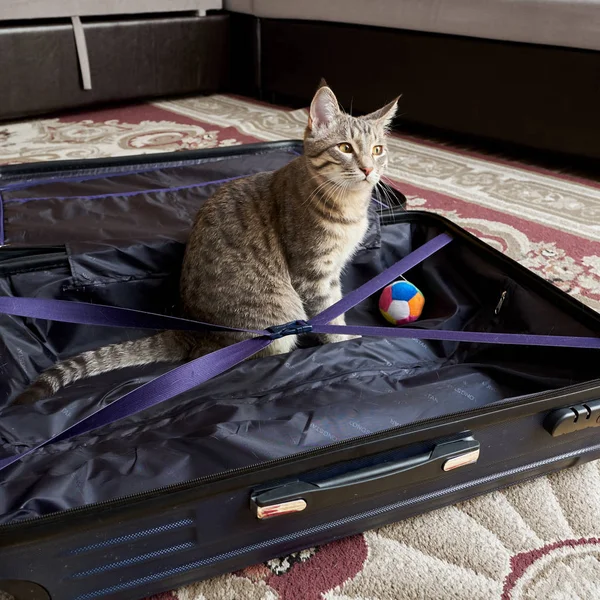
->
[363, 96, 400, 130]
[308, 86, 340, 131]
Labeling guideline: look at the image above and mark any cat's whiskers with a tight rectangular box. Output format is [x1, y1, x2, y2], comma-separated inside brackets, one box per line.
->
[375, 181, 392, 210]
[303, 178, 338, 208]
[375, 180, 400, 211]
[381, 175, 398, 189]
[384, 181, 403, 208]
[322, 178, 346, 218]
[373, 185, 387, 213]
[304, 171, 356, 213]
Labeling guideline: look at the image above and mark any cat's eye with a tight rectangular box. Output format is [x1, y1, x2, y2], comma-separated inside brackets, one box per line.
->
[338, 143, 353, 154]
[373, 145, 384, 156]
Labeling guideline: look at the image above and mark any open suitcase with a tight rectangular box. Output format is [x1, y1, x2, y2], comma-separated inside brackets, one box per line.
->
[0, 141, 599, 600]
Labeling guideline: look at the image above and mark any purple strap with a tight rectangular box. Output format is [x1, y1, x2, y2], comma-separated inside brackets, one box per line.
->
[0, 235, 452, 335]
[0, 297, 264, 335]
[313, 324, 600, 349]
[4, 175, 248, 205]
[0, 338, 271, 471]
[0, 231, 598, 472]
[310, 234, 453, 325]
[0, 190, 4, 246]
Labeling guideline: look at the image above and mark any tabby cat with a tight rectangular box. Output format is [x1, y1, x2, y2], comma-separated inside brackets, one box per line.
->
[15, 84, 398, 404]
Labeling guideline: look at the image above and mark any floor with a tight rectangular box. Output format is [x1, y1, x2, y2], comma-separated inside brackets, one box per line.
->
[1, 94, 599, 600]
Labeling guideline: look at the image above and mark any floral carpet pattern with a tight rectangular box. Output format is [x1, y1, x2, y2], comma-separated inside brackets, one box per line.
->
[1, 95, 599, 599]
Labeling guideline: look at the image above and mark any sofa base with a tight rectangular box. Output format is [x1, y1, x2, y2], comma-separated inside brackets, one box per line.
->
[255, 18, 600, 159]
[0, 13, 229, 122]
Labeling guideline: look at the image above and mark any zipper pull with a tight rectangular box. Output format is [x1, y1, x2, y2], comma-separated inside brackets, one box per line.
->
[495, 290, 507, 315]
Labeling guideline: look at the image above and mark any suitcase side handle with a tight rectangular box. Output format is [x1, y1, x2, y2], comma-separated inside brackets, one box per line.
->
[250, 435, 480, 520]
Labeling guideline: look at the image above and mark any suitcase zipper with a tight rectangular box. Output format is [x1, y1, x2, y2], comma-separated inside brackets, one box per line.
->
[1, 379, 598, 532]
[72, 440, 600, 600]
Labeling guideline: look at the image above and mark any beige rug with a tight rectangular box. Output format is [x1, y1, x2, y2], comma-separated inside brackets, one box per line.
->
[1, 94, 599, 600]
[176, 462, 600, 600]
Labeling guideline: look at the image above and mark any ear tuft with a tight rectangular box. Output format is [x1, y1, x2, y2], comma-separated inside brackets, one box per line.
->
[308, 86, 340, 131]
[363, 96, 400, 130]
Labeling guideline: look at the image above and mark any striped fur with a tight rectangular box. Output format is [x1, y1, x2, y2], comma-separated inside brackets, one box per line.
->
[14, 85, 398, 405]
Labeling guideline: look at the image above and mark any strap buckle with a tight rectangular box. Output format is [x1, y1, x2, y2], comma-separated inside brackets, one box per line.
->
[266, 320, 313, 340]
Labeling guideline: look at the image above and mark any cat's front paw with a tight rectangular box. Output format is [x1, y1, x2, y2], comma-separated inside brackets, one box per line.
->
[320, 333, 361, 345]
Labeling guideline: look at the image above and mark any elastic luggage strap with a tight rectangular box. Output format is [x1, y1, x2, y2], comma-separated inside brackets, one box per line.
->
[0, 234, 451, 334]
[0, 232, 598, 472]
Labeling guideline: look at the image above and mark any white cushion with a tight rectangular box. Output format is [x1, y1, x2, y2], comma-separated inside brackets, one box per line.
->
[224, 0, 600, 52]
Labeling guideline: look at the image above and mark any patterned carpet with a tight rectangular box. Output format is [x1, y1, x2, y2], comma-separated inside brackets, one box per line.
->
[1, 95, 599, 600]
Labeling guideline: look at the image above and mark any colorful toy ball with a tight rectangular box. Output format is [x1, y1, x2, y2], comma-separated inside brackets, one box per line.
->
[379, 280, 424, 325]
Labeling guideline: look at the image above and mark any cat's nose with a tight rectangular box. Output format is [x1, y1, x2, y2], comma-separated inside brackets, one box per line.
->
[360, 167, 373, 177]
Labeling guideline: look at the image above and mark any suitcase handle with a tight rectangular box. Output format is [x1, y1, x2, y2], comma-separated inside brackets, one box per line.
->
[251, 435, 480, 519]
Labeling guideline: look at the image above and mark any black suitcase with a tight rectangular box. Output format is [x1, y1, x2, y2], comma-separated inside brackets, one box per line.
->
[0, 141, 599, 600]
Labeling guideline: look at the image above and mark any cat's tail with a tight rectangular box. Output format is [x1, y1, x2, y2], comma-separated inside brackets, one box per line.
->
[13, 330, 193, 405]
